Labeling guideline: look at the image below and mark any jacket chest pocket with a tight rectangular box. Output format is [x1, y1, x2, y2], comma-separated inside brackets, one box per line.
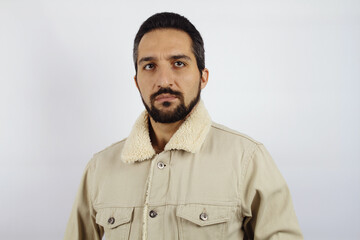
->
[176, 205, 231, 240]
[96, 207, 134, 240]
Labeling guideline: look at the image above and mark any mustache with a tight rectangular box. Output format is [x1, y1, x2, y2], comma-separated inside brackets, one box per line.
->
[150, 88, 183, 102]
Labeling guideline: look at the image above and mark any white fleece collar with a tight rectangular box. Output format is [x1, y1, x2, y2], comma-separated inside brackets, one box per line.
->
[121, 101, 212, 163]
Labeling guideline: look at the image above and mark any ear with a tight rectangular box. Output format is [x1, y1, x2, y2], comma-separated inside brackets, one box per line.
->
[134, 75, 139, 90]
[200, 68, 209, 90]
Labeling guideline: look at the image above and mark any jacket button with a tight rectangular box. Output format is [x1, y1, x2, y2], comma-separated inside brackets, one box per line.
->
[149, 210, 157, 218]
[199, 212, 208, 221]
[108, 217, 115, 224]
[157, 161, 166, 169]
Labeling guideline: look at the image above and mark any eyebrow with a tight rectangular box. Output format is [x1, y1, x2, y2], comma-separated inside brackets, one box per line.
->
[138, 56, 156, 65]
[169, 55, 191, 61]
[138, 54, 192, 65]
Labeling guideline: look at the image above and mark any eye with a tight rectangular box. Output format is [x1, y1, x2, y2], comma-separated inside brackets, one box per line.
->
[174, 61, 185, 68]
[144, 63, 155, 70]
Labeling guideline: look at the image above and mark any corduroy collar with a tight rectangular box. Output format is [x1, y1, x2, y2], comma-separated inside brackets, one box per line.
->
[121, 101, 212, 163]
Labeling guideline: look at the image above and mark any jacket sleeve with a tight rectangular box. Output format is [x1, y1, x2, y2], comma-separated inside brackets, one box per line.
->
[64, 158, 104, 240]
[241, 144, 303, 240]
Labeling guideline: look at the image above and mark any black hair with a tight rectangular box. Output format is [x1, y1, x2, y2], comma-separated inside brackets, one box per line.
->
[133, 12, 205, 74]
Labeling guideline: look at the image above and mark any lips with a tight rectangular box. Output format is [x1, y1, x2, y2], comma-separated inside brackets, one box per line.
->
[150, 88, 183, 104]
[155, 94, 178, 102]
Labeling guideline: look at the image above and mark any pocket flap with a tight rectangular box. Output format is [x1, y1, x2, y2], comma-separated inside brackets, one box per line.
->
[96, 207, 134, 229]
[176, 204, 231, 227]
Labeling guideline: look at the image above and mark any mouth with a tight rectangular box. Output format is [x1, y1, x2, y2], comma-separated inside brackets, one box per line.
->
[154, 94, 178, 103]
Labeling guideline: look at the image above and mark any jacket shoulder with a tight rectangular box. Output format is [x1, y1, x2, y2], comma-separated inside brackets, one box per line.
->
[92, 138, 127, 160]
[210, 122, 262, 145]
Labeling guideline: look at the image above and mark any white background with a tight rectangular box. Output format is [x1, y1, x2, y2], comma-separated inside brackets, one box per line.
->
[1, 0, 359, 239]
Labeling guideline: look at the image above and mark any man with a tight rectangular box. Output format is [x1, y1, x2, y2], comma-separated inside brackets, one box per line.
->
[64, 12, 303, 240]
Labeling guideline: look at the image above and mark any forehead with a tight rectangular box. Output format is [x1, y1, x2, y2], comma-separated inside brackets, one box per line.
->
[138, 29, 194, 61]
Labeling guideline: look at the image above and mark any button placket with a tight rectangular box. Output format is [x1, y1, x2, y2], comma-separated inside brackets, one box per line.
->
[145, 152, 170, 238]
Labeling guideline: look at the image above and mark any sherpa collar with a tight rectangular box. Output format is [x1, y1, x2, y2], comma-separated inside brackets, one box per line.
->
[121, 100, 212, 163]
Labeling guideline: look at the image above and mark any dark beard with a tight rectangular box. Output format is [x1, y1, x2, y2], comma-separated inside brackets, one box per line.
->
[141, 82, 201, 123]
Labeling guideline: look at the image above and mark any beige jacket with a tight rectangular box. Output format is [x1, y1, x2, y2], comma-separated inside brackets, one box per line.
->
[64, 101, 303, 240]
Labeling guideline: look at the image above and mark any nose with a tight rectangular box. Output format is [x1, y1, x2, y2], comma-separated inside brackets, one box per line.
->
[156, 66, 174, 88]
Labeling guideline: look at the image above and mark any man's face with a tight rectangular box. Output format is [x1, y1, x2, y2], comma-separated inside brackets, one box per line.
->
[135, 28, 208, 123]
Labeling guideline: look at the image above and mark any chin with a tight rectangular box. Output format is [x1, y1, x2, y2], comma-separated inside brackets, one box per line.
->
[157, 101, 178, 109]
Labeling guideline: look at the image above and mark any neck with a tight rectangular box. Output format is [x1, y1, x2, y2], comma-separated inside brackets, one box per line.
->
[149, 118, 184, 153]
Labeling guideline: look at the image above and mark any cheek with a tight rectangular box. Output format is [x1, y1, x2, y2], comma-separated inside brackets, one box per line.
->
[140, 87, 151, 99]
[137, 78, 152, 94]
[178, 69, 199, 86]
[137, 84, 150, 102]
[182, 81, 201, 103]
